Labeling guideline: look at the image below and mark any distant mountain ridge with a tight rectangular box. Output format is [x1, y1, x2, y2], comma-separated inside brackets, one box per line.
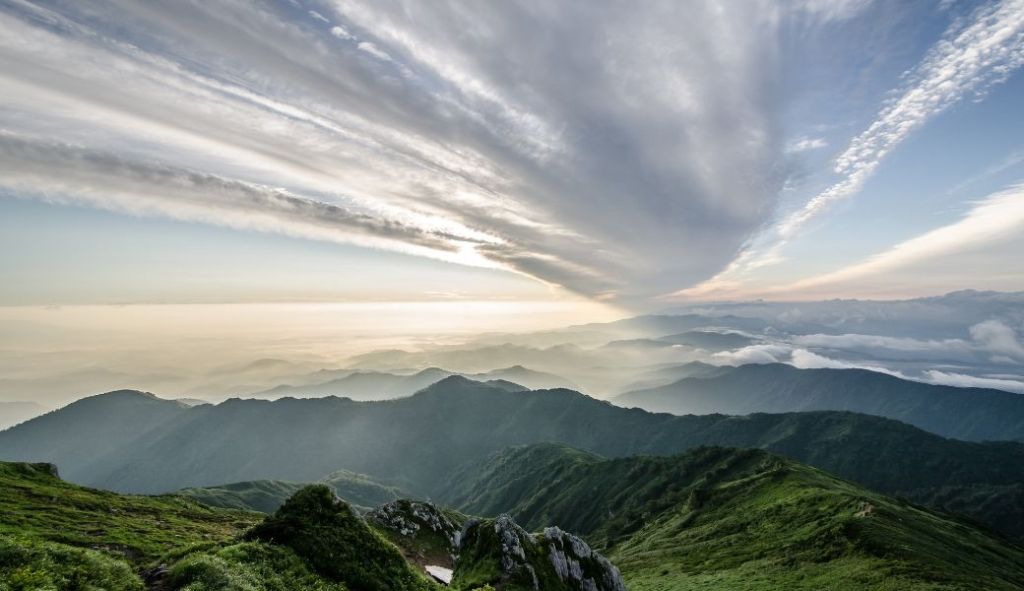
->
[248, 365, 576, 400]
[616, 363, 1024, 441]
[0, 389, 191, 484]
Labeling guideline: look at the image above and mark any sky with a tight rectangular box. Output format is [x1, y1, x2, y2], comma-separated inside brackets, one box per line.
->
[1, 0, 1023, 320]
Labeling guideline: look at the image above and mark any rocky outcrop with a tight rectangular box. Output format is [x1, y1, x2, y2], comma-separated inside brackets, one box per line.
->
[454, 514, 626, 591]
[368, 499, 463, 566]
[541, 527, 625, 591]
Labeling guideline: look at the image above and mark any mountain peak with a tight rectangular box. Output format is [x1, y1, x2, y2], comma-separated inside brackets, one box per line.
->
[424, 374, 478, 389]
[70, 389, 172, 406]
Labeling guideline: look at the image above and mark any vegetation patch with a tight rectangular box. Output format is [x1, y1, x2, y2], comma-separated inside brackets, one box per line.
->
[246, 485, 437, 591]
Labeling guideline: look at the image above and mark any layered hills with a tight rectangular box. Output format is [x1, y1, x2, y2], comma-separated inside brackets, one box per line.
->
[4, 377, 1024, 539]
[250, 365, 575, 401]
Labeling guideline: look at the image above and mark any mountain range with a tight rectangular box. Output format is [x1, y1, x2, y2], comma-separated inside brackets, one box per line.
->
[616, 362, 1024, 441]
[4, 376, 1024, 540]
[249, 365, 576, 400]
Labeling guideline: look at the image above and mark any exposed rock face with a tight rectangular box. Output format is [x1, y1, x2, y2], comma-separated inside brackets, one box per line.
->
[370, 499, 461, 544]
[454, 514, 626, 591]
[368, 499, 463, 566]
[542, 527, 626, 591]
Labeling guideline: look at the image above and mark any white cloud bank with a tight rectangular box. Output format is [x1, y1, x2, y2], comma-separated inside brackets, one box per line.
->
[923, 370, 1024, 394]
[711, 318, 1024, 393]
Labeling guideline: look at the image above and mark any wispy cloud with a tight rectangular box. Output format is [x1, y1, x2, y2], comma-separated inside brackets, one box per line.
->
[0, 133, 488, 260]
[780, 184, 1024, 292]
[786, 137, 828, 153]
[780, 0, 1024, 239]
[678, 0, 1024, 298]
[0, 0, 801, 300]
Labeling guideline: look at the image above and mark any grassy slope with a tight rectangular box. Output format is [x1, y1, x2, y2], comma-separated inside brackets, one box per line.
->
[178, 480, 308, 514]
[449, 444, 1024, 591]
[0, 462, 259, 563]
[0, 462, 433, 591]
[178, 469, 405, 513]
[0, 461, 340, 591]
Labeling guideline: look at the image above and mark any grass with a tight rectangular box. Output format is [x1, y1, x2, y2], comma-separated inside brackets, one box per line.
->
[0, 534, 143, 591]
[450, 445, 1024, 591]
[613, 460, 1024, 590]
[0, 462, 260, 565]
[178, 470, 405, 514]
[166, 542, 349, 591]
[0, 463, 429, 591]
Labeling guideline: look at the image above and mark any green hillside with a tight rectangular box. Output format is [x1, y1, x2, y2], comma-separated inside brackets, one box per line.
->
[0, 461, 435, 591]
[0, 458, 620, 591]
[448, 444, 1024, 590]
[179, 469, 405, 513]
[178, 480, 308, 513]
[0, 461, 258, 562]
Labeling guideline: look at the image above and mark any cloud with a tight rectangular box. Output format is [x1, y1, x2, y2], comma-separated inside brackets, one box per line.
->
[791, 333, 970, 354]
[789, 320, 1024, 364]
[970, 319, 1024, 361]
[308, 10, 330, 23]
[922, 370, 1024, 394]
[779, 0, 1024, 239]
[0, 133, 485, 261]
[357, 41, 393, 62]
[678, 0, 1024, 296]
[792, 0, 874, 23]
[713, 344, 791, 365]
[711, 342, 905, 377]
[779, 184, 1024, 292]
[788, 348, 900, 375]
[786, 137, 828, 153]
[0, 0, 798, 300]
[330, 25, 354, 40]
